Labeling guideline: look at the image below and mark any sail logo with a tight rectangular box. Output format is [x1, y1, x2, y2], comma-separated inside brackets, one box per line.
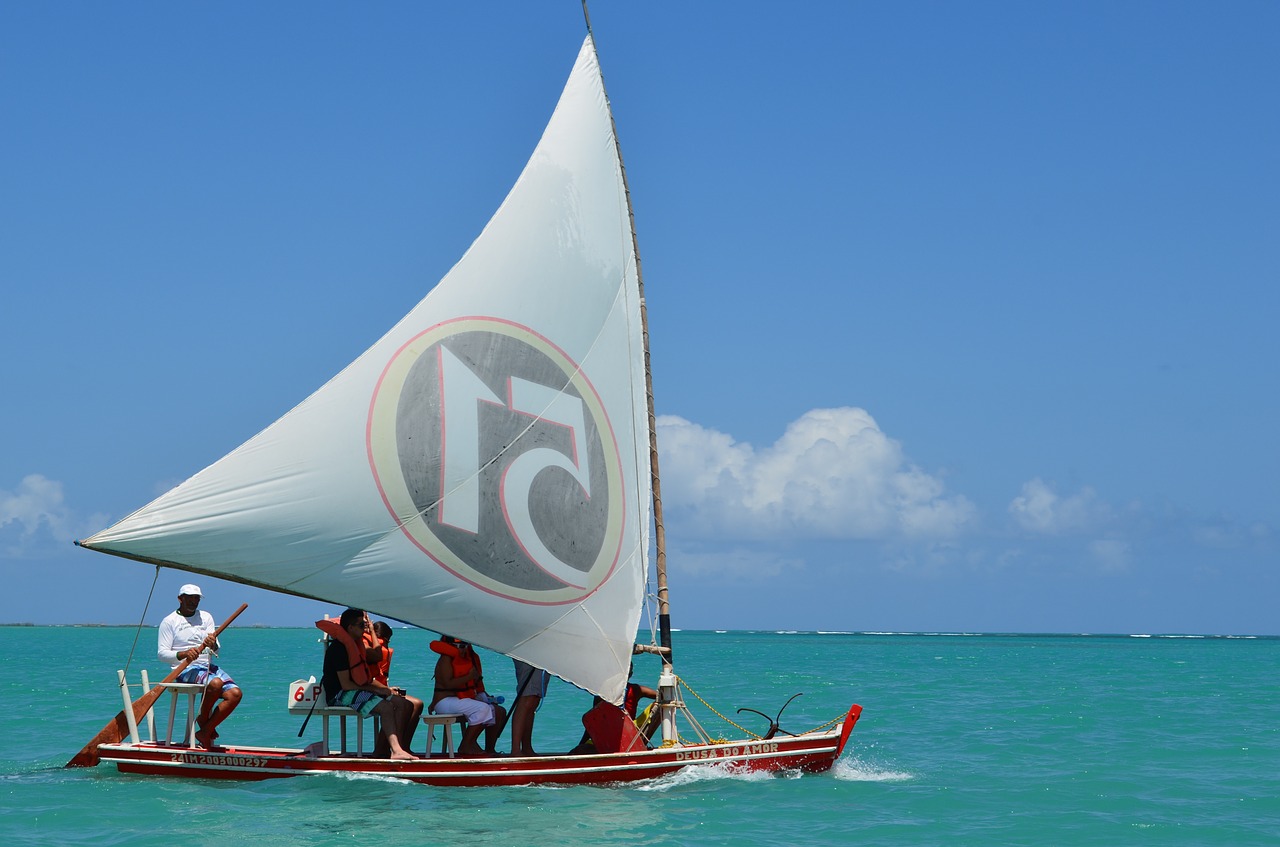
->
[367, 317, 626, 604]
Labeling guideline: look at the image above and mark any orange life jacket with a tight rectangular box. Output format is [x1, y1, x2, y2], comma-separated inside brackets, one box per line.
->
[372, 641, 392, 687]
[429, 640, 485, 700]
[315, 618, 375, 686]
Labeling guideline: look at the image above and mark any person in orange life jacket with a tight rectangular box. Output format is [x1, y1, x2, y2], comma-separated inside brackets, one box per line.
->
[320, 608, 416, 760]
[157, 584, 242, 749]
[570, 662, 656, 753]
[430, 635, 508, 757]
[370, 621, 394, 687]
[370, 620, 424, 755]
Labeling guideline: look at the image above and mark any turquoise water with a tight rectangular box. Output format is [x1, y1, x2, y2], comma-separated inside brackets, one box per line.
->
[2, 627, 1277, 846]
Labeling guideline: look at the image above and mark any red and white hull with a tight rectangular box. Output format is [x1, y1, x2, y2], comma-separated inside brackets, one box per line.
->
[98, 704, 861, 786]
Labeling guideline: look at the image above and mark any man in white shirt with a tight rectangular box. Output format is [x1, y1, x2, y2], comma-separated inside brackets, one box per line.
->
[157, 583, 242, 748]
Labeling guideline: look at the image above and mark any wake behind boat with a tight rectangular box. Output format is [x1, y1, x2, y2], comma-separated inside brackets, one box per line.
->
[71, 21, 862, 784]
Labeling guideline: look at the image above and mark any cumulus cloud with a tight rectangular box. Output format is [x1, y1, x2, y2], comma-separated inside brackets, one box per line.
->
[656, 407, 975, 541]
[1008, 478, 1111, 535]
[1006, 479, 1137, 571]
[0, 474, 102, 557]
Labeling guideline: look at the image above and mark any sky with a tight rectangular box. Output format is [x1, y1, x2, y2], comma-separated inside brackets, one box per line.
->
[2, 2, 1276, 635]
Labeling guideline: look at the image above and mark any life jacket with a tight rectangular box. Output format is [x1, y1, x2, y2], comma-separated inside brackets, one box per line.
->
[429, 640, 485, 700]
[623, 683, 643, 719]
[315, 618, 375, 686]
[372, 641, 392, 687]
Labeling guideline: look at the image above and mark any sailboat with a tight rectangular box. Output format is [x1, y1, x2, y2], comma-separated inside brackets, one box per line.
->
[69, 27, 862, 785]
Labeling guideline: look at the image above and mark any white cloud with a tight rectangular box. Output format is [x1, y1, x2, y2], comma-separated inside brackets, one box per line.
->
[1, 475, 73, 552]
[657, 407, 975, 541]
[0, 474, 104, 557]
[1008, 478, 1110, 535]
[1007, 479, 1137, 571]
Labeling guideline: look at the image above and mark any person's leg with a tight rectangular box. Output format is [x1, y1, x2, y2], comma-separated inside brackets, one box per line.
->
[403, 694, 424, 748]
[484, 704, 509, 754]
[195, 678, 242, 747]
[200, 686, 241, 737]
[457, 722, 486, 757]
[197, 678, 222, 727]
[510, 694, 540, 756]
[373, 696, 414, 760]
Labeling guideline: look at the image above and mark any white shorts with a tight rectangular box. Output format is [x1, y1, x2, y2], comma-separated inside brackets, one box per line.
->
[434, 696, 495, 726]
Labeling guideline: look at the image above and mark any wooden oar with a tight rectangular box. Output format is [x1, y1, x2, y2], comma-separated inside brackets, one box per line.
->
[65, 602, 248, 768]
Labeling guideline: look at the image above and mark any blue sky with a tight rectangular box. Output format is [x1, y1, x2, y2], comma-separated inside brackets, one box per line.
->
[2, 3, 1276, 634]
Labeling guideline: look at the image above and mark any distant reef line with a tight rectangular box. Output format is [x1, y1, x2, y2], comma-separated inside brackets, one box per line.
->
[1, 623, 1275, 638]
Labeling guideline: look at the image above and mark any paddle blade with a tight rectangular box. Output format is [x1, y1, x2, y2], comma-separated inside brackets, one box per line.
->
[66, 684, 170, 768]
[65, 713, 134, 768]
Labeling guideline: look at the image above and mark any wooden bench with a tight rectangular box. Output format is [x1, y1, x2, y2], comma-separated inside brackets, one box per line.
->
[287, 681, 463, 757]
[310, 705, 379, 756]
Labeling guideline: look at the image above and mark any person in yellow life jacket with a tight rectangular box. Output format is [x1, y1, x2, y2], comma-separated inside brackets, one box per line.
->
[319, 608, 417, 760]
[369, 620, 424, 755]
[430, 635, 508, 757]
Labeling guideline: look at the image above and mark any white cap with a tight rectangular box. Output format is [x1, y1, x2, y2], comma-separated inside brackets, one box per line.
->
[179, 583, 202, 597]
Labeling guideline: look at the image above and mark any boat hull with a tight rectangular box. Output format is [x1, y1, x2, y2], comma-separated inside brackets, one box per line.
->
[98, 704, 861, 786]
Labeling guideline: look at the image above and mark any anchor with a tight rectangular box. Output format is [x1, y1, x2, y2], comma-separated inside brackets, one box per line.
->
[737, 692, 804, 739]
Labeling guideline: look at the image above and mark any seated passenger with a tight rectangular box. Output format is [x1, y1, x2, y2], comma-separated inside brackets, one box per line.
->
[430, 635, 508, 757]
[369, 620, 424, 755]
[319, 608, 417, 760]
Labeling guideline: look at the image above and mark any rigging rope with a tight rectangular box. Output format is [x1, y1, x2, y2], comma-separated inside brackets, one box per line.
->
[120, 567, 161, 679]
[675, 675, 848, 740]
[676, 675, 760, 740]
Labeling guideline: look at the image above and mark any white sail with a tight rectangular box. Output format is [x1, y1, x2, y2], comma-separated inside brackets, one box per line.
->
[80, 37, 650, 703]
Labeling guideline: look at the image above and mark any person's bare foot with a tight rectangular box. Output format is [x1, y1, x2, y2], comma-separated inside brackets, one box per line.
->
[195, 727, 219, 749]
[389, 750, 414, 761]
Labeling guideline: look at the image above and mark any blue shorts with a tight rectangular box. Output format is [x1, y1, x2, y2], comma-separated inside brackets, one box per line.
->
[329, 688, 385, 717]
[176, 664, 238, 690]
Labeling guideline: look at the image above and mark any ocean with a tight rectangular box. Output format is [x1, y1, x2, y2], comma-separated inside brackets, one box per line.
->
[2, 627, 1277, 846]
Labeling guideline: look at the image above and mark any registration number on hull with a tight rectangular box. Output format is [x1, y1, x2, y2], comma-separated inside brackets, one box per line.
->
[172, 752, 271, 768]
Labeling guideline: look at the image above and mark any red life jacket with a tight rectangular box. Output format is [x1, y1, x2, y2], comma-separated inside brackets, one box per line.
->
[623, 683, 643, 719]
[316, 618, 375, 686]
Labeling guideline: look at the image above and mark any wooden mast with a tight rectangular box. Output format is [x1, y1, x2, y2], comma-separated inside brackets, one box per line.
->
[582, 2, 673, 664]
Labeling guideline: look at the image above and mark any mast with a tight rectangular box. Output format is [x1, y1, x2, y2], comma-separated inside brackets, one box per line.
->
[581, 3, 673, 665]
